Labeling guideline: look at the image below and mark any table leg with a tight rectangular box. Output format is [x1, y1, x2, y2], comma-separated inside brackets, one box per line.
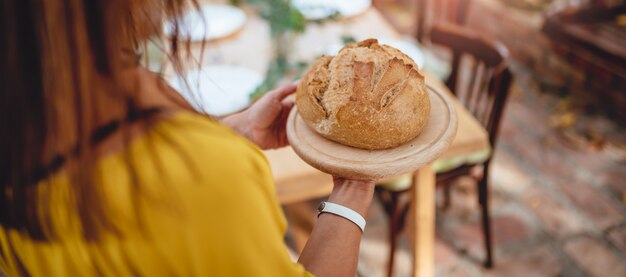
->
[409, 164, 435, 277]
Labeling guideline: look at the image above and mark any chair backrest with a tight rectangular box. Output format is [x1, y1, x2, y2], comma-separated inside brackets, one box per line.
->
[430, 23, 514, 147]
[553, 2, 626, 23]
[416, 0, 473, 42]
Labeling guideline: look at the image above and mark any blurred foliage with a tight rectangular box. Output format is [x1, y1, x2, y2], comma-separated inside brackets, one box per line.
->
[249, 56, 309, 100]
[231, 0, 346, 99]
[234, 0, 306, 37]
[341, 34, 357, 45]
[231, 0, 308, 99]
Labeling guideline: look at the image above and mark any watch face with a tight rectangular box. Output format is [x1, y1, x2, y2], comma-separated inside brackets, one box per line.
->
[317, 202, 326, 213]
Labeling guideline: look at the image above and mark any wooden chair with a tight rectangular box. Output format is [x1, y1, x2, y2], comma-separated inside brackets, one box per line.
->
[416, 0, 473, 42]
[542, 3, 626, 120]
[376, 22, 513, 274]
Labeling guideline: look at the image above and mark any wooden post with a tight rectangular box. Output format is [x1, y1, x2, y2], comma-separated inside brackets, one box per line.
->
[409, 164, 435, 277]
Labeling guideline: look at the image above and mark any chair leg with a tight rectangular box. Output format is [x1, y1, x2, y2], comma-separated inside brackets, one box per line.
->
[387, 193, 399, 277]
[442, 185, 452, 210]
[375, 188, 410, 277]
[477, 166, 494, 268]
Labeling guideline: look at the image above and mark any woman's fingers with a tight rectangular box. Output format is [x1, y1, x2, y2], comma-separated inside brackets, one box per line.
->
[268, 83, 298, 101]
[281, 98, 295, 110]
[332, 176, 376, 186]
[279, 100, 294, 126]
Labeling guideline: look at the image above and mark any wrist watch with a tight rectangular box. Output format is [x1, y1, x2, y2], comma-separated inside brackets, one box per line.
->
[317, 201, 366, 232]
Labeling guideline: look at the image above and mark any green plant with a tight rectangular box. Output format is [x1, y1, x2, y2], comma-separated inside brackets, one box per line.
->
[232, 0, 308, 99]
[341, 34, 357, 45]
[233, 0, 346, 99]
[238, 0, 306, 37]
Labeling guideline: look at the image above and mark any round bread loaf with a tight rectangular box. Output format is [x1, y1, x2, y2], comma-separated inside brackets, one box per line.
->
[295, 39, 430, 150]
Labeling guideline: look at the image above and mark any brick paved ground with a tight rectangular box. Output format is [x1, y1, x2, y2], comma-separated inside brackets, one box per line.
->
[353, 62, 626, 276]
[347, 1, 626, 276]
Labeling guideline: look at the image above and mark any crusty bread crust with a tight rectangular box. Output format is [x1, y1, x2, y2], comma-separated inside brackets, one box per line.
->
[296, 39, 430, 150]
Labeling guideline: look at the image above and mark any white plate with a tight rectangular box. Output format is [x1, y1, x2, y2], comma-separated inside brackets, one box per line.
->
[324, 38, 425, 69]
[169, 65, 263, 116]
[163, 4, 246, 42]
[293, 0, 371, 20]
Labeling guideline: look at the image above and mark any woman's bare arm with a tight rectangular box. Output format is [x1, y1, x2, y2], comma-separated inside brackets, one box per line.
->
[298, 178, 376, 276]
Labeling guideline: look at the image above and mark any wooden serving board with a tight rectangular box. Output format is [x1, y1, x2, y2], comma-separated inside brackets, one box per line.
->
[287, 84, 458, 180]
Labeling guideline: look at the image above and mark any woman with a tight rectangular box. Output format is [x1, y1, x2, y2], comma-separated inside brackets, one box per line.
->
[0, 0, 375, 276]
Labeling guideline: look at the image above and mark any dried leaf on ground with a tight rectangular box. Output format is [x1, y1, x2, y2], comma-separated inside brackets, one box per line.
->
[550, 112, 576, 129]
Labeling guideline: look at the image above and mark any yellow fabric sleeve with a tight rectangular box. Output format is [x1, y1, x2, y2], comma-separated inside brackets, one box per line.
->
[0, 112, 313, 276]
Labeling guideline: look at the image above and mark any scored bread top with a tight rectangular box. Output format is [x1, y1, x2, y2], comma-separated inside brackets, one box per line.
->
[296, 39, 430, 150]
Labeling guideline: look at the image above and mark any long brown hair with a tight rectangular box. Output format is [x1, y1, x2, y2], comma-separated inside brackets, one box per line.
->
[0, 0, 199, 240]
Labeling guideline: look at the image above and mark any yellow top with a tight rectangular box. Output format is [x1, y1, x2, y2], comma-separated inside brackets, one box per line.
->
[0, 112, 312, 276]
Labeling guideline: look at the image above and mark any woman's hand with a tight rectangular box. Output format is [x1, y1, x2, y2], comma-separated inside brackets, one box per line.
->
[221, 84, 297, 150]
[328, 176, 376, 217]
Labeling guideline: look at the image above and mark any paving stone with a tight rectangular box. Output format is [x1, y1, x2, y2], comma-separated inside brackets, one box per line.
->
[506, 99, 551, 136]
[608, 226, 626, 253]
[450, 213, 531, 245]
[491, 150, 534, 194]
[603, 168, 626, 202]
[358, 239, 391, 277]
[391, 247, 413, 277]
[359, 231, 414, 277]
[563, 236, 626, 277]
[359, 198, 415, 277]
[548, 141, 608, 182]
[556, 180, 624, 230]
[522, 186, 589, 238]
[437, 265, 472, 277]
[435, 236, 461, 269]
[484, 245, 562, 277]
[444, 213, 532, 261]
[446, 219, 485, 259]
[510, 140, 572, 181]
[492, 215, 532, 244]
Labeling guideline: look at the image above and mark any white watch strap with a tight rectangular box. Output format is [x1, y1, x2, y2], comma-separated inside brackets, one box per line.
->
[317, 202, 366, 232]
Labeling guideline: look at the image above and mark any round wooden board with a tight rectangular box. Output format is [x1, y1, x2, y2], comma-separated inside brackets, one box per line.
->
[287, 84, 458, 180]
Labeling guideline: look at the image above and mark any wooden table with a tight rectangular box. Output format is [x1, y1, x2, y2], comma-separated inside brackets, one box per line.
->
[186, 6, 489, 277]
